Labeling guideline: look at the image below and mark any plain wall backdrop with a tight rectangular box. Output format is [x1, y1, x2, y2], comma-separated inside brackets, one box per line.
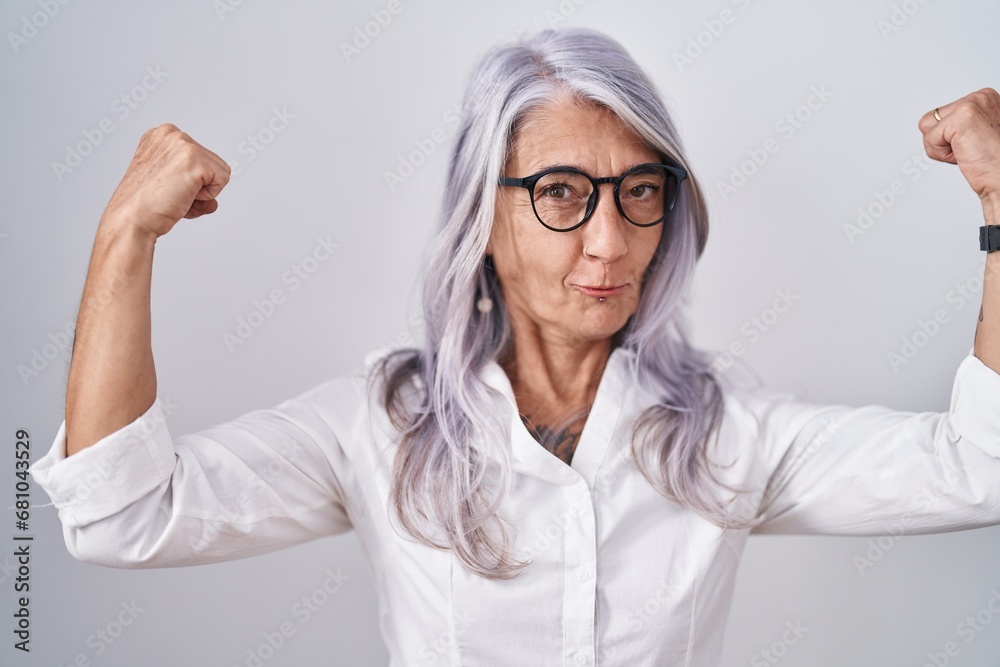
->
[3, 0, 1000, 665]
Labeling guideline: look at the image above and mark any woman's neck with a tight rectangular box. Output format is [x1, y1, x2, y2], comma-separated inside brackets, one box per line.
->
[499, 329, 613, 465]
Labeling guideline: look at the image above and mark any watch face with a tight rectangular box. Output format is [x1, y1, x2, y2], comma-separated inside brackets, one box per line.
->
[982, 225, 1000, 252]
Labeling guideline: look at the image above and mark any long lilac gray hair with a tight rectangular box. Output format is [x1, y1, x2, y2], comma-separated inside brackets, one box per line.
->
[373, 26, 758, 580]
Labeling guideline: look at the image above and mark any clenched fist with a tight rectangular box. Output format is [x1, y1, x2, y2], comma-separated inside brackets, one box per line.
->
[101, 123, 232, 239]
[918, 87, 1000, 224]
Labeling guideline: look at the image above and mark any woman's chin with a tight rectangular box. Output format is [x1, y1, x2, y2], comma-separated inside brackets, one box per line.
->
[564, 310, 632, 346]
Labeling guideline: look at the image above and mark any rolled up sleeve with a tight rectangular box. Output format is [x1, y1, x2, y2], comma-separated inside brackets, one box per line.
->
[748, 347, 1000, 535]
[29, 383, 355, 568]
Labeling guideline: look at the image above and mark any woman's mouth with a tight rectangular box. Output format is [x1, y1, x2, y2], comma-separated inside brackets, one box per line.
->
[574, 284, 626, 297]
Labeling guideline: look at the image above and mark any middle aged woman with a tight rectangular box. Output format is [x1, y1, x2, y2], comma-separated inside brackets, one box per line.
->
[30, 26, 1000, 667]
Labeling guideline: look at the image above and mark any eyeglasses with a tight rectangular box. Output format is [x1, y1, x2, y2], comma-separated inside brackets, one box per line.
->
[497, 162, 687, 232]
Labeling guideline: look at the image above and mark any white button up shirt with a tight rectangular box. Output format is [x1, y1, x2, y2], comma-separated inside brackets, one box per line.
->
[29, 345, 1000, 666]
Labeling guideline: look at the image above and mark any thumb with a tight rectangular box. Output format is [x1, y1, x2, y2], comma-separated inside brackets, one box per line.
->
[184, 198, 219, 219]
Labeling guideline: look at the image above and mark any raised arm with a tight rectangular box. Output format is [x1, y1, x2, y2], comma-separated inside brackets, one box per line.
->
[744, 90, 1000, 534]
[66, 124, 231, 456]
[33, 129, 358, 565]
[917, 88, 1000, 372]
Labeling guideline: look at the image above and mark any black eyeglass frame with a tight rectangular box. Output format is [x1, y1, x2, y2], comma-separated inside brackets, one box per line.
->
[497, 162, 688, 233]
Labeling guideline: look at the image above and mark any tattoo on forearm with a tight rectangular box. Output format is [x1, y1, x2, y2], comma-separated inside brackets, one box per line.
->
[980, 305, 985, 322]
[520, 414, 581, 466]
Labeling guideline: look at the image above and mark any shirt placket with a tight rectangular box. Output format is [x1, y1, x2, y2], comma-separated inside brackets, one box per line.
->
[562, 477, 597, 666]
[481, 350, 631, 666]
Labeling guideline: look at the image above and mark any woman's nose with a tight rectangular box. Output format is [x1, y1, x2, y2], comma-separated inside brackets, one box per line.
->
[581, 183, 628, 262]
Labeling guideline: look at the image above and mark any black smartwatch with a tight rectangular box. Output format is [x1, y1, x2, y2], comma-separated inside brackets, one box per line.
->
[980, 225, 1000, 252]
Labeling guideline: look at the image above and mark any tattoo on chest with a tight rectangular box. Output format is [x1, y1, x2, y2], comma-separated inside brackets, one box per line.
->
[519, 414, 581, 466]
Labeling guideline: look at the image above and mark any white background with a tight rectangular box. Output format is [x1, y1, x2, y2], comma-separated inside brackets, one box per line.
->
[2, 0, 1000, 665]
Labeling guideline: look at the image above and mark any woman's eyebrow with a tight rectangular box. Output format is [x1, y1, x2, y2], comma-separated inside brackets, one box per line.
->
[524, 161, 653, 175]
[524, 162, 581, 173]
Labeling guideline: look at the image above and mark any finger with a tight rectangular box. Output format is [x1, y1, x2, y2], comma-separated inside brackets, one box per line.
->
[919, 101, 961, 165]
[202, 145, 233, 174]
[177, 131, 232, 178]
[204, 151, 233, 196]
[167, 130, 232, 199]
[917, 109, 937, 134]
[194, 172, 230, 201]
[918, 97, 963, 132]
[191, 158, 232, 201]
[922, 129, 956, 164]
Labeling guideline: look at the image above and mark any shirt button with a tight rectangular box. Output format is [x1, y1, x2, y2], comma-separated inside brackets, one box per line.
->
[574, 649, 592, 665]
[579, 568, 591, 582]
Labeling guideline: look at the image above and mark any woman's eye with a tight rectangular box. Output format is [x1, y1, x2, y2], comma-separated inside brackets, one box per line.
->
[541, 184, 568, 198]
[628, 184, 659, 198]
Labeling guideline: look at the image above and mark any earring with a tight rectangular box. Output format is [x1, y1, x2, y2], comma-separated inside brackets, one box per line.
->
[477, 253, 494, 313]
